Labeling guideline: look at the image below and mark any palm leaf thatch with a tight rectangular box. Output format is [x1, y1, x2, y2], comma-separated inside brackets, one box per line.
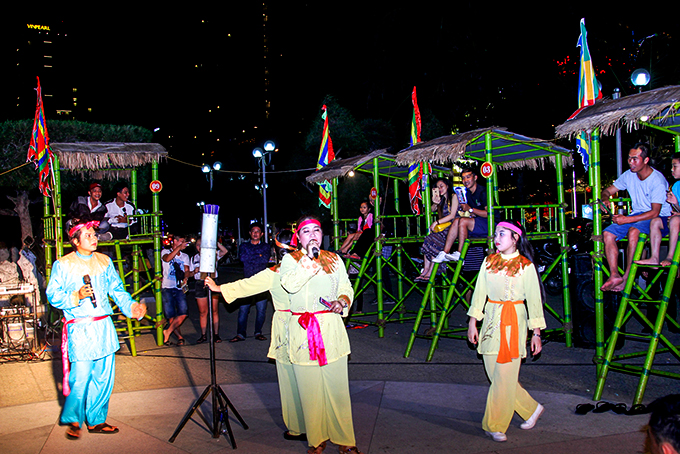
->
[306, 149, 392, 184]
[50, 142, 168, 180]
[395, 127, 572, 170]
[555, 85, 680, 139]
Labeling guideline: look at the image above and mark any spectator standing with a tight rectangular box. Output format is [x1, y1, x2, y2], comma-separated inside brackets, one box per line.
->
[161, 235, 190, 345]
[230, 223, 270, 342]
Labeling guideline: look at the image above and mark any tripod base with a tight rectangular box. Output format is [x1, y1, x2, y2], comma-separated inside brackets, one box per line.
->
[169, 383, 248, 448]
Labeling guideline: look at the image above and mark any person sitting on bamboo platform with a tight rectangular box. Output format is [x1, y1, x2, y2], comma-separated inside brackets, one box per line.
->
[416, 177, 459, 282]
[635, 152, 680, 268]
[432, 168, 488, 264]
[205, 230, 308, 443]
[103, 182, 138, 240]
[339, 201, 373, 258]
[601, 143, 671, 292]
[69, 183, 112, 241]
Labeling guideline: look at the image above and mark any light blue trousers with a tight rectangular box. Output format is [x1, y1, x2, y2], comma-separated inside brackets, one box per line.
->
[61, 354, 116, 426]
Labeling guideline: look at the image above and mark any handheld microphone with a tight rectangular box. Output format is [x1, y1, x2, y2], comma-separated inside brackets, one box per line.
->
[312, 246, 319, 259]
[83, 275, 97, 308]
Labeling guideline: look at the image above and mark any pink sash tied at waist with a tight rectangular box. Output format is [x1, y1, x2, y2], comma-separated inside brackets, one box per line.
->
[285, 310, 333, 366]
[61, 315, 110, 396]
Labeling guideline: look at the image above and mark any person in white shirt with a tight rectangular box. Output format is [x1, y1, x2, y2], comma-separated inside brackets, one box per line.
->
[104, 182, 137, 240]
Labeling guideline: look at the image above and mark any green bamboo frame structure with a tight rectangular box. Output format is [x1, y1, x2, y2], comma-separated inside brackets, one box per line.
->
[42, 143, 167, 356]
[307, 149, 451, 338]
[307, 129, 574, 351]
[396, 128, 574, 360]
[556, 85, 680, 405]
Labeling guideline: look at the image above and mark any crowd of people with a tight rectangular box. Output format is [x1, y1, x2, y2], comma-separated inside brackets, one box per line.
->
[36, 144, 680, 451]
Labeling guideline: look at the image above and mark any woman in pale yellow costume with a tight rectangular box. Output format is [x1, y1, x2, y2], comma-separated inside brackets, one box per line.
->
[279, 216, 363, 454]
[467, 220, 546, 443]
[205, 230, 306, 442]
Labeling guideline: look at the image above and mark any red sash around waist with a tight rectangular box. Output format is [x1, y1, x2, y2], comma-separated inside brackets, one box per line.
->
[488, 300, 524, 364]
[61, 315, 110, 396]
[283, 310, 333, 366]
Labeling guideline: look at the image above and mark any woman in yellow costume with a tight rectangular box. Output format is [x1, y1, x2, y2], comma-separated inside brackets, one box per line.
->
[205, 230, 306, 441]
[280, 215, 363, 454]
[467, 220, 546, 443]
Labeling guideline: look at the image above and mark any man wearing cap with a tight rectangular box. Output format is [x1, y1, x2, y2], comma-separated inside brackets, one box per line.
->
[69, 183, 112, 241]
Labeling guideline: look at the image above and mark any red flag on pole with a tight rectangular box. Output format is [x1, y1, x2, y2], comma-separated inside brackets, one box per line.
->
[26, 77, 54, 196]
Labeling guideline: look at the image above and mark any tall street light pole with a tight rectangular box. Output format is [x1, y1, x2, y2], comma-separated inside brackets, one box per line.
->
[253, 140, 275, 243]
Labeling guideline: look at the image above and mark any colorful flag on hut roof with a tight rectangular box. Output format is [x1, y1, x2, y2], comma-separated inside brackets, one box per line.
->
[408, 87, 425, 214]
[26, 77, 54, 197]
[316, 105, 335, 208]
[569, 18, 602, 171]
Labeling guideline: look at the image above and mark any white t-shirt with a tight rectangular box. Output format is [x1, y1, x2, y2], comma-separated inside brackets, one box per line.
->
[613, 168, 672, 217]
[104, 200, 137, 228]
[161, 248, 190, 289]
[191, 250, 224, 279]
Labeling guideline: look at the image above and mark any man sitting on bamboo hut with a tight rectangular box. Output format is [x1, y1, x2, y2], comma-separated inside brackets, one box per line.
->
[600, 143, 671, 292]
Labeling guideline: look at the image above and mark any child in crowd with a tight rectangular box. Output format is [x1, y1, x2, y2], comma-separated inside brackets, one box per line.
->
[340, 201, 373, 258]
[635, 152, 680, 267]
[467, 220, 546, 442]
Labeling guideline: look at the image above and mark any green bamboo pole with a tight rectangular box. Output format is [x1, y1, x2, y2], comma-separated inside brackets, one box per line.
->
[332, 178, 340, 251]
[152, 161, 163, 346]
[485, 131, 495, 249]
[54, 155, 64, 259]
[393, 178, 404, 313]
[555, 154, 573, 346]
[130, 169, 141, 339]
[590, 129, 606, 376]
[44, 194, 53, 281]
[373, 158, 385, 337]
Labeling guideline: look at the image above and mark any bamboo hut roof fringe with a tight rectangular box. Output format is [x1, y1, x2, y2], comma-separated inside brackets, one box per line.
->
[50, 143, 168, 171]
[305, 148, 393, 184]
[555, 85, 680, 139]
[395, 127, 572, 168]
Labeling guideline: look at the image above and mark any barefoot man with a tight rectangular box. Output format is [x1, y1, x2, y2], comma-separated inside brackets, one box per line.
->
[601, 143, 671, 292]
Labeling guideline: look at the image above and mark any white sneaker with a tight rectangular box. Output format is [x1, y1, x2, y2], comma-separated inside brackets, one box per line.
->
[445, 251, 461, 261]
[432, 251, 448, 263]
[520, 403, 544, 430]
[484, 431, 507, 442]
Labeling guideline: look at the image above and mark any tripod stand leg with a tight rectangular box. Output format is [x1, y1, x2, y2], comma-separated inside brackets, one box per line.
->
[169, 385, 213, 442]
[217, 385, 249, 429]
[215, 389, 237, 448]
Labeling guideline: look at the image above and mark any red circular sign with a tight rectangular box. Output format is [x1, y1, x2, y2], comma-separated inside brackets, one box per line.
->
[480, 162, 494, 178]
[149, 180, 163, 193]
[370, 187, 378, 201]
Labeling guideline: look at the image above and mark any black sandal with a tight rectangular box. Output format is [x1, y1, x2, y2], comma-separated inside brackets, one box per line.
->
[626, 404, 650, 415]
[575, 403, 595, 415]
[196, 334, 207, 344]
[592, 401, 614, 413]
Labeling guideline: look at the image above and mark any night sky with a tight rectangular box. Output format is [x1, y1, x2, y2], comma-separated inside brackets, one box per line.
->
[5, 5, 680, 235]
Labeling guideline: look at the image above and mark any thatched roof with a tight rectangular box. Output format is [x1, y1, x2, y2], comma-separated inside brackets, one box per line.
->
[50, 142, 168, 180]
[395, 127, 573, 170]
[555, 85, 680, 139]
[306, 148, 450, 184]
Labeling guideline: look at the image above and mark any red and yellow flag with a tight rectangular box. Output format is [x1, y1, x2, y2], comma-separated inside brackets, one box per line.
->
[408, 87, 423, 214]
[26, 77, 54, 196]
[316, 105, 335, 208]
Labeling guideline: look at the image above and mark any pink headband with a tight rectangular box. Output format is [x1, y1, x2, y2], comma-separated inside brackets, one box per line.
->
[68, 220, 100, 238]
[497, 221, 522, 236]
[291, 219, 321, 247]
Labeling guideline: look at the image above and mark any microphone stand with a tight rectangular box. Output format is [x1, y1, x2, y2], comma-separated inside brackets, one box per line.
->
[169, 284, 248, 447]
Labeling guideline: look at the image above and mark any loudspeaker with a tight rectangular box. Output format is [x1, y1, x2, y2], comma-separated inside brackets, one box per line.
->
[570, 254, 619, 348]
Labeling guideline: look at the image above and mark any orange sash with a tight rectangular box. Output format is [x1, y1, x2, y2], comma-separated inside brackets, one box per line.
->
[488, 300, 524, 364]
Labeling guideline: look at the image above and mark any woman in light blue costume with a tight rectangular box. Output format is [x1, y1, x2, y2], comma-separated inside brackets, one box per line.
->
[47, 220, 146, 440]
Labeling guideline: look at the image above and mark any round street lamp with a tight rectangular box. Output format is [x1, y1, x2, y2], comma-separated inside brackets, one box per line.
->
[631, 69, 650, 92]
[202, 161, 222, 191]
[253, 141, 275, 243]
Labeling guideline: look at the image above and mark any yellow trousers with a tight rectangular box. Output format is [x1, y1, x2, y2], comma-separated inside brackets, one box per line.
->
[276, 361, 306, 435]
[293, 356, 356, 448]
[482, 355, 538, 433]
